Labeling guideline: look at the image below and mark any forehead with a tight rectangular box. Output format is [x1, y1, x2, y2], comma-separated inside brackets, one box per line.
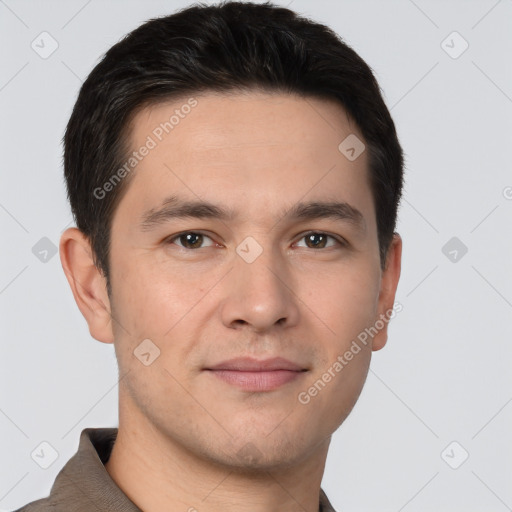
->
[132, 90, 361, 156]
[115, 91, 374, 229]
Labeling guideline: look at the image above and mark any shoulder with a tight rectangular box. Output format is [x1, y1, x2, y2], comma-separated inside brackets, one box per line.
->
[11, 495, 53, 511]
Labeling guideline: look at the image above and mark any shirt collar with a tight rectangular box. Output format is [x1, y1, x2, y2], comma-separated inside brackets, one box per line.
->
[45, 427, 337, 511]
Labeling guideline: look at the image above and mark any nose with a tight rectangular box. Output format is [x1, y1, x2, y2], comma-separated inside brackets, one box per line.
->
[220, 244, 300, 333]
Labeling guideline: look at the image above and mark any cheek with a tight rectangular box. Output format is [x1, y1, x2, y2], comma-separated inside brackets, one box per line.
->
[304, 261, 380, 345]
[112, 250, 214, 338]
[314, 265, 379, 417]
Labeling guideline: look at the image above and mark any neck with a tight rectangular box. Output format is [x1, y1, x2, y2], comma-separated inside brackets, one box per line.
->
[105, 397, 330, 512]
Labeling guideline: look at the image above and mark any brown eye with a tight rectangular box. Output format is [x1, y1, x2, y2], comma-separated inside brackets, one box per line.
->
[306, 233, 327, 248]
[170, 232, 214, 249]
[296, 232, 343, 249]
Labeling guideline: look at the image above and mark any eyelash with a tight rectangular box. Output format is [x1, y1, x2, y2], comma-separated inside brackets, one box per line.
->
[166, 231, 346, 250]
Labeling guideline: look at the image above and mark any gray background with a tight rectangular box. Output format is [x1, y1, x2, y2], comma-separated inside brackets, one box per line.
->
[1, 0, 511, 511]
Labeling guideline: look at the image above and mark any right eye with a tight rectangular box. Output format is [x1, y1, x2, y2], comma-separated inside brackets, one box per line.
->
[166, 231, 217, 250]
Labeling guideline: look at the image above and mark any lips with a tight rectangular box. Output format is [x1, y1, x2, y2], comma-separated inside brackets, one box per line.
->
[204, 357, 307, 392]
[206, 357, 305, 372]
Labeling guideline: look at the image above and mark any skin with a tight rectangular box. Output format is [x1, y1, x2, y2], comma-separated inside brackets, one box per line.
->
[60, 91, 401, 512]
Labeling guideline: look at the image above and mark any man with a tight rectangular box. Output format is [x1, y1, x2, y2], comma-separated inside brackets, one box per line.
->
[16, 1, 403, 511]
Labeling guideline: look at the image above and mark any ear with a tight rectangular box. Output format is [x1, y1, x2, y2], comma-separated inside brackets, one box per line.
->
[372, 233, 402, 351]
[59, 227, 114, 344]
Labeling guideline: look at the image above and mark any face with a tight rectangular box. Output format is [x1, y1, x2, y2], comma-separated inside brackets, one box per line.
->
[92, 91, 399, 470]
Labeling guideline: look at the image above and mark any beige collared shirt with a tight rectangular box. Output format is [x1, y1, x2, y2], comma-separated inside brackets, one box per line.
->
[14, 428, 337, 511]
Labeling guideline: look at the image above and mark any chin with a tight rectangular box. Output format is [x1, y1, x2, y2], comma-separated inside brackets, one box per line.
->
[203, 433, 319, 473]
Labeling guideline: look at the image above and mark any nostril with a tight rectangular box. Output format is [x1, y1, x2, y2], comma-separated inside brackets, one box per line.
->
[232, 319, 249, 327]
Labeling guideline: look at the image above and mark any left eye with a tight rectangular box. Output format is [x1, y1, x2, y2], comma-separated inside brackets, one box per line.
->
[295, 232, 341, 249]
[169, 232, 215, 249]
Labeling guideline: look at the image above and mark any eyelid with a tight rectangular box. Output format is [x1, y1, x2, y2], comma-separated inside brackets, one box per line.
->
[166, 230, 218, 248]
[293, 230, 347, 248]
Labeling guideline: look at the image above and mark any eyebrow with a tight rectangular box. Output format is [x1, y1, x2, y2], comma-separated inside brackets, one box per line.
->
[139, 194, 366, 233]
